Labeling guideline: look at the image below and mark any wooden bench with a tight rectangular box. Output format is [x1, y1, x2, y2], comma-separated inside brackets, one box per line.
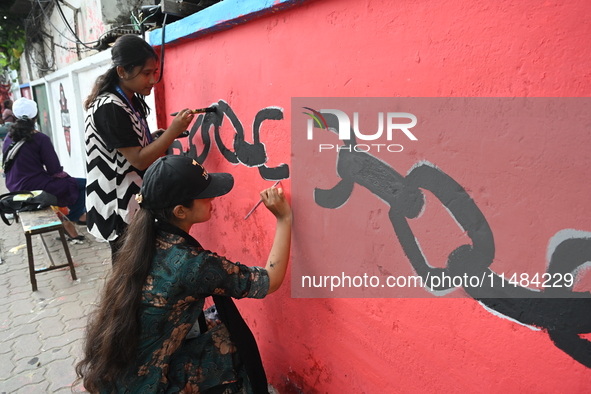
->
[18, 208, 77, 291]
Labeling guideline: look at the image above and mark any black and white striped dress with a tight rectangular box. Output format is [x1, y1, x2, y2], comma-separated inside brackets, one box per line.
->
[85, 91, 150, 241]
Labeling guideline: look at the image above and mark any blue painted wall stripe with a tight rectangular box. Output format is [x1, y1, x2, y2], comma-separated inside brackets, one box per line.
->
[148, 0, 312, 46]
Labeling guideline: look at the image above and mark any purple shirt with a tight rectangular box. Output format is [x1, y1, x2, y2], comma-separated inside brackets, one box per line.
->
[3, 132, 77, 206]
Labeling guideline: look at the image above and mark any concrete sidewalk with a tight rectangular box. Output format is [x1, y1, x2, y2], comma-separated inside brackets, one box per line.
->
[0, 180, 111, 393]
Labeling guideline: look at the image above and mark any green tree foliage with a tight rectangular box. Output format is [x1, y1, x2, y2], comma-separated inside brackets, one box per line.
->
[0, 2, 26, 73]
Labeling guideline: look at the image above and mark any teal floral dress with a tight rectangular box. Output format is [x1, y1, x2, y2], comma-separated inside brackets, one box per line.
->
[111, 225, 270, 393]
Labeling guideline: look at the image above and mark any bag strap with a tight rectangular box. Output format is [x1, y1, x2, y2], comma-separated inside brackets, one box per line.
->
[2, 139, 26, 172]
[0, 212, 12, 225]
[0, 190, 35, 201]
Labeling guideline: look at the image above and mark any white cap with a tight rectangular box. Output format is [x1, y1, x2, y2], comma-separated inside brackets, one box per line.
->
[12, 98, 38, 120]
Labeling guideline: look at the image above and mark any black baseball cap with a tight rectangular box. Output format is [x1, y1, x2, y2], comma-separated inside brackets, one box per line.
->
[138, 155, 234, 209]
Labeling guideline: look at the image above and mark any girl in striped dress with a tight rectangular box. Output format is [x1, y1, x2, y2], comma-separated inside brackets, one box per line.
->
[84, 34, 194, 261]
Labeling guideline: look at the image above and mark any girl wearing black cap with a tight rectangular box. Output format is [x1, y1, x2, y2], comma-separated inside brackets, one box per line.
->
[75, 155, 292, 394]
[84, 34, 195, 259]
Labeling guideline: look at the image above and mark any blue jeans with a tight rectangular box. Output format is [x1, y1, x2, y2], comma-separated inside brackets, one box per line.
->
[66, 178, 86, 222]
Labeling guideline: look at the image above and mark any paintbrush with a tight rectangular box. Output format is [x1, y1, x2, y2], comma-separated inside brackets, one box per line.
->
[244, 180, 281, 220]
[170, 107, 216, 116]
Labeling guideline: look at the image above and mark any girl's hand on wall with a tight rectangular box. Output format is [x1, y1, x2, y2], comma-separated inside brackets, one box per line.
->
[118, 109, 195, 170]
[167, 108, 194, 137]
[261, 186, 292, 221]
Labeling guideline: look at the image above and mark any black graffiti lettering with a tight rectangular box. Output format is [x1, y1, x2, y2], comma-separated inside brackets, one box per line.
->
[188, 112, 208, 163]
[254, 108, 290, 180]
[312, 119, 591, 367]
[404, 164, 495, 292]
[167, 100, 288, 181]
[214, 100, 241, 164]
[167, 139, 184, 156]
[314, 113, 419, 213]
[481, 237, 591, 367]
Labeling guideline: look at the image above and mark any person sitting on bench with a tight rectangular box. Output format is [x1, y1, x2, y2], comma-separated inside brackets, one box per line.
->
[2, 97, 86, 240]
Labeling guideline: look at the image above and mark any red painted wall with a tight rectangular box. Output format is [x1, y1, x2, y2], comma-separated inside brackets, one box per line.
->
[155, 0, 591, 392]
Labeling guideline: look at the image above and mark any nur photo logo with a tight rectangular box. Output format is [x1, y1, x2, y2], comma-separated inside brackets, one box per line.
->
[303, 107, 418, 153]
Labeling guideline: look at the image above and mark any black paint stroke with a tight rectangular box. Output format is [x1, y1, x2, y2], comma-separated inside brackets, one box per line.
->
[168, 100, 289, 181]
[313, 115, 591, 368]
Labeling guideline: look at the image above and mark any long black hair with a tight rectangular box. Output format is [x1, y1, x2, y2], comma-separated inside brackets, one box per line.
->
[74, 200, 193, 393]
[8, 117, 37, 143]
[84, 34, 158, 114]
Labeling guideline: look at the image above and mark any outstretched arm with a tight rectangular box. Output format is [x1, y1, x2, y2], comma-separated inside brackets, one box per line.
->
[118, 109, 194, 170]
[260, 186, 293, 294]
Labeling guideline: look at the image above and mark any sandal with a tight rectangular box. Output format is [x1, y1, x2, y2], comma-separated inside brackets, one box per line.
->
[56, 234, 85, 241]
[56, 228, 86, 242]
